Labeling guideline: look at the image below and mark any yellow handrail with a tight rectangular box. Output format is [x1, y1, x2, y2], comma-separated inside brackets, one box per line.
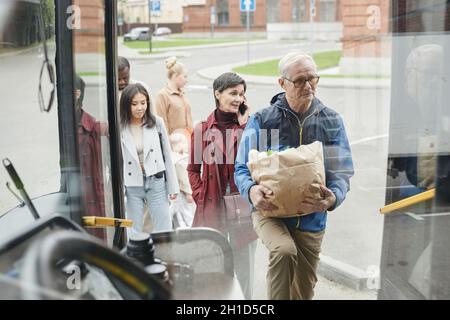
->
[379, 188, 435, 214]
[82, 216, 133, 228]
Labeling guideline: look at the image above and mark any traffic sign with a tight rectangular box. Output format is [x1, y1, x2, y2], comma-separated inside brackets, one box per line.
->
[240, 0, 255, 12]
[151, 0, 161, 13]
[210, 6, 216, 25]
[310, 0, 316, 17]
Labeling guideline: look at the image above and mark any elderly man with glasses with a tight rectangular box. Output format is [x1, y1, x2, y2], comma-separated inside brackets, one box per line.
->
[234, 52, 354, 300]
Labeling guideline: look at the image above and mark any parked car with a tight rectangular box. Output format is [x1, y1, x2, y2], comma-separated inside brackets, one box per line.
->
[153, 27, 171, 36]
[123, 27, 150, 41]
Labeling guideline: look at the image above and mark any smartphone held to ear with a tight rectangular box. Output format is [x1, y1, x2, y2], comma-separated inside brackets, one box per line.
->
[239, 102, 248, 115]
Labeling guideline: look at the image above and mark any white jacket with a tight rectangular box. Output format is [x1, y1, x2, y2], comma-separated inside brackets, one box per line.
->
[121, 116, 179, 195]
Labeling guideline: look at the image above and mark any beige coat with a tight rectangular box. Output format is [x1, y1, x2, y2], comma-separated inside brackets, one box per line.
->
[154, 85, 193, 135]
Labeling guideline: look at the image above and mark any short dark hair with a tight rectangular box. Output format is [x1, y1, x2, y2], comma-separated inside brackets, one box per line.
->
[118, 56, 130, 72]
[74, 74, 85, 108]
[120, 83, 155, 128]
[212, 72, 247, 107]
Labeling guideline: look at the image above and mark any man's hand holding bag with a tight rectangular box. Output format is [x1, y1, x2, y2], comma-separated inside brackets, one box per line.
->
[247, 141, 327, 218]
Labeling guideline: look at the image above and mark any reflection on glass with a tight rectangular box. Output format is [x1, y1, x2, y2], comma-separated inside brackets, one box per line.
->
[72, 0, 114, 244]
[389, 44, 444, 199]
[74, 75, 108, 240]
[0, 1, 61, 240]
[380, 0, 450, 300]
[37, 1, 56, 113]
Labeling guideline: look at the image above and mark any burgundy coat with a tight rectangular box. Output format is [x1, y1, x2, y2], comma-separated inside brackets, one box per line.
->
[78, 110, 106, 239]
[187, 110, 257, 247]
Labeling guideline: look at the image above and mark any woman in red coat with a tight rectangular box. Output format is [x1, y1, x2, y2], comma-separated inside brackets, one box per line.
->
[187, 72, 257, 299]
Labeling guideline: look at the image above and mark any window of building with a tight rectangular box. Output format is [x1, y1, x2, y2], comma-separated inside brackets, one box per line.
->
[217, 0, 229, 26]
[266, 0, 280, 23]
[392, 0, 449, 33]
[319, 0, 336, 22]
[292, 0, 307, 22]
[240, 12, 254, 26]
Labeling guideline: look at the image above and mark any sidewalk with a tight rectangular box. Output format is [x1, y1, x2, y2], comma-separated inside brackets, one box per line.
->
[0, 42, 50, 59]
[120, 38, 390, 89]
[118, 39, 271, 61]
[253, 240, 378, 299]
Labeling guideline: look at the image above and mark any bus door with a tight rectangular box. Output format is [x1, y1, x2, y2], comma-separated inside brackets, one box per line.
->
[379, 0, 450, 299]
[0, 0, 123, 247]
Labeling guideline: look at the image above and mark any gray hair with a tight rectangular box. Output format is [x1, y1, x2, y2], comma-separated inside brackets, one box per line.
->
[405, 44, 443, 72]
[279, 52, 317, 78]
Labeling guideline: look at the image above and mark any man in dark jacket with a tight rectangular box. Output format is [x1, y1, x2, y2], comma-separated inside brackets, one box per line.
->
[235, 52, 354, 299]
[75, 75, 107, 239]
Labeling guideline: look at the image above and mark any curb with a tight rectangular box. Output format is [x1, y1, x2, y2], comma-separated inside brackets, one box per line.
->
[151, 39, 271, 52]
[123, 51, 191, 61]
[197, 62, 279, 86]
[318, 254, 378, 291]
[197, 62, 391, 89]
[119, 39, 271, 61]
[0, 43, 52, 59]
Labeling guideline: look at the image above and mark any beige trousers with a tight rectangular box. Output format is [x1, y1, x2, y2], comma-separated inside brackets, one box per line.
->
[252, 211, 325, 300]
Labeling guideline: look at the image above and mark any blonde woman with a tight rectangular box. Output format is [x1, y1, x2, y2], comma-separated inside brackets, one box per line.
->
[155, 57, 193, 137]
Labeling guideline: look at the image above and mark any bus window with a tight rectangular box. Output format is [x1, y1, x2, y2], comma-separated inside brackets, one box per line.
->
[72, 0, 116, 242]
[0, 0, 65, 241]
[0, 0, 122, 247]
[380, 0, 450, 299]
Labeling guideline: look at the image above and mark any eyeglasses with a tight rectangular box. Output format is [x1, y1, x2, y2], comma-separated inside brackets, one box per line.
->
[37, 1, 56, 113]
[283, 75, 320, 88]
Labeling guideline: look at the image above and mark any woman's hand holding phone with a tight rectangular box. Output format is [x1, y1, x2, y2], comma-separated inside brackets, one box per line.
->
[237, 102, 250, 126]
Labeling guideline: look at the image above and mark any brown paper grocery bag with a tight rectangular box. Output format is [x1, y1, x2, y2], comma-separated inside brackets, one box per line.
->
[247, 141, 326, 218]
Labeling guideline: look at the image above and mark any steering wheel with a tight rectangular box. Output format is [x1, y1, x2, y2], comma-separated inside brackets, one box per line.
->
[19, 230, 171, 300]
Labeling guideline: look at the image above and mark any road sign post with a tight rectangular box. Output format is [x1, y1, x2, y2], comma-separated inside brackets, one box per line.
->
[210, 6, 216, 39]
[240, 0, 255, 65]
[147, 0, 161, 52]
[148, 0, 152, 53]
[309, 0, 315, 55]
[118, 16, 123, 36]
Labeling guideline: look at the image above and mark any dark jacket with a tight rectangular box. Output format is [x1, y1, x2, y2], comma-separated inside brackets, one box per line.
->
[187, 110, 257, 246]
[234, 93, 354, 232]
[78, 110, 106, 239]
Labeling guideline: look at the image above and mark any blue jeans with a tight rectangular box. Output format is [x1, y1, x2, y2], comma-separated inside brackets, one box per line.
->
[125, 174, 172, 236]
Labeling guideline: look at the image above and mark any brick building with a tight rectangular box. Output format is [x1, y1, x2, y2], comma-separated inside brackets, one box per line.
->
[73, 0, 105, 54]
[339, 0, 391, 74]
[182, 0, 342, 32]
[118, 0, 186, 34]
